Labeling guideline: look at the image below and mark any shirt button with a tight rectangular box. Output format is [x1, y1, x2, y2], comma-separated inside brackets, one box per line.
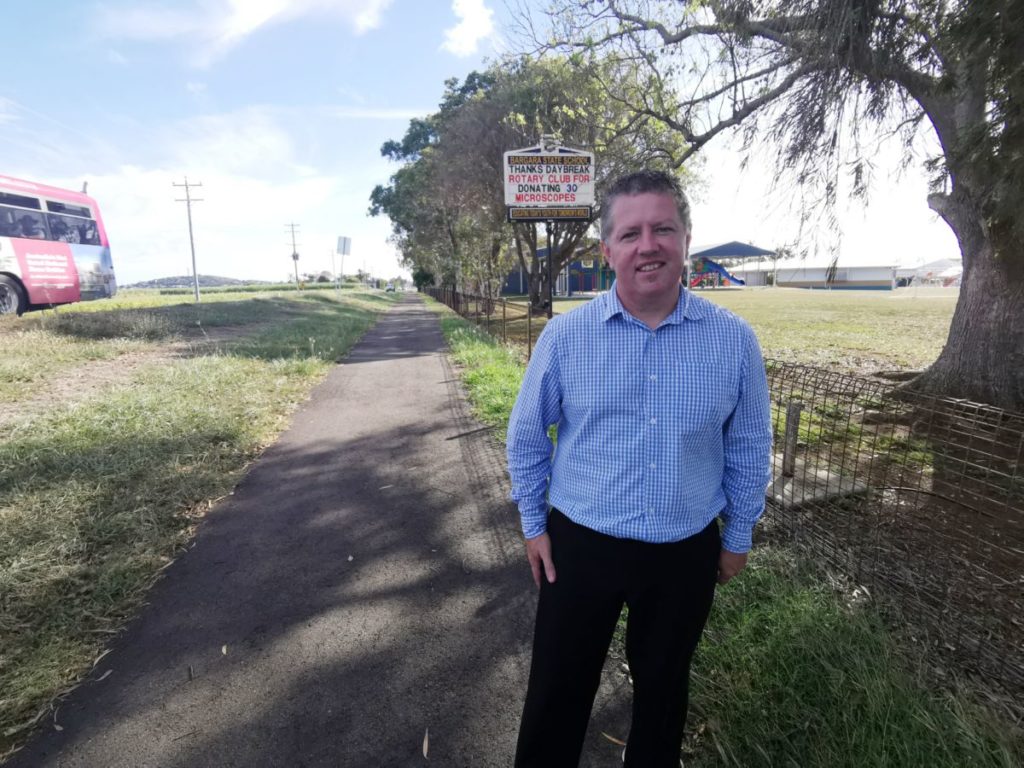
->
[649, 417, 657, 425]
[649, 462, 656, 469]
[649, 374, 656, 381]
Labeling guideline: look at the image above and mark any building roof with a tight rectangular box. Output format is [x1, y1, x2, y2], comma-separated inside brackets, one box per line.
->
[732, 255, 900, 272]
[690, 241, 775, 259]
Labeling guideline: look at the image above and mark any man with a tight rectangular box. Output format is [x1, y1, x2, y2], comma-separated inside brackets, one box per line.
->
[506, 170, 772, 767]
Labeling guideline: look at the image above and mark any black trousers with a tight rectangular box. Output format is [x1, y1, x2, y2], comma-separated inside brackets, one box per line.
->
[515, 510, 720, 768]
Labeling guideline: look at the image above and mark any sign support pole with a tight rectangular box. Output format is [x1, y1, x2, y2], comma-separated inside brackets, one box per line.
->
[545, 219, 554, 320]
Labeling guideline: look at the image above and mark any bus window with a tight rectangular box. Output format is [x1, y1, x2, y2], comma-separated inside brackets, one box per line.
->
[47, 212, 90, 243]
[0, 191, 42, 210]
[78, 220, 100, 245]
[47, 200, 93, 218]
[0, 207, 19, 236]
[9, 210, 47, 239]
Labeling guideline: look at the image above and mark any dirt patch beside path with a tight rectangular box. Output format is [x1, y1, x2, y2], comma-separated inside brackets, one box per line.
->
[0, 325, 264, 430]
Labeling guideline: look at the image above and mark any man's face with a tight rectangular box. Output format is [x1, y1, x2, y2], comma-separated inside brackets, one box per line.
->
[600, 192, 690, 314]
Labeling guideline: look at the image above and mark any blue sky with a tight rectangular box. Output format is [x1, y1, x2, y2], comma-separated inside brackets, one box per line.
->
[0, 0, 958, 286]
[0, 0, 508, 285]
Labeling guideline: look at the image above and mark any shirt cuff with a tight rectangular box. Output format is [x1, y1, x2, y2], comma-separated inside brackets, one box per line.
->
[520, 506, 549, 539]
[720, 520, 753, 554]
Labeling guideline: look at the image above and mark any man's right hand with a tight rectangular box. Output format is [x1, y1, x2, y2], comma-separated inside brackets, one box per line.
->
[525, 533, 556, 588]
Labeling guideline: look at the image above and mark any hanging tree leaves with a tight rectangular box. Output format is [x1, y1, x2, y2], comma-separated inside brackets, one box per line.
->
[522, 0, 1024, 409]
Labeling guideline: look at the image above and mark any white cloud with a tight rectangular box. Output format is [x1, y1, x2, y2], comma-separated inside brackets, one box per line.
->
[159, 107, 307, 177]
[16, 105, 407, 284]
[106, 49, 129, 65]
[353, 0, 395, 34]
[186, 82, 208, 94]
[441, 0, 494, 57]
[94, 0, 397, 66]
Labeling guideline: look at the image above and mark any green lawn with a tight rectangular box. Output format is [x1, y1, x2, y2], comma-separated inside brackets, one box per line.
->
[429, 296, 1021, 768]
[553, 286, 958, 373]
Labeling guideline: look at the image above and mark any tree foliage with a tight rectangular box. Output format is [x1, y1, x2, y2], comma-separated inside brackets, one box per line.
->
[370, 54, 695, 309]
[530, 0, 1024, 409]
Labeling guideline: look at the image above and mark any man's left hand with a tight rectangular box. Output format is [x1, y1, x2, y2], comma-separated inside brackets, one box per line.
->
[717, 549, 748, 585]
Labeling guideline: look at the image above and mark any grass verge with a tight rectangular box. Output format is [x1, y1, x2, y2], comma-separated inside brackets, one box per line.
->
[684, 547, 1020, 767]
[438, 315, 526, 441]
[428, 298, 1022, 767]
[0, 290, 396, 756]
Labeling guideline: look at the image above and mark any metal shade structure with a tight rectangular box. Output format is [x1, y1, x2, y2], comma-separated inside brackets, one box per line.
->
[688, 241, 775, 287]
[690, 241, 775, 259]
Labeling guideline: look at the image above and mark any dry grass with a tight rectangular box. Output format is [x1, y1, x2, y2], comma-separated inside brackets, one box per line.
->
[0, 289, 399, 757]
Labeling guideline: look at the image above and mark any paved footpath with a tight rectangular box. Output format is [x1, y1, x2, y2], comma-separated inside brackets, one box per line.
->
[7, 295, 630, 768]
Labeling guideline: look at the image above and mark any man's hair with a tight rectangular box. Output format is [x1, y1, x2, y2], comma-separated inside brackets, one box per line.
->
[599, 170, 691, 241]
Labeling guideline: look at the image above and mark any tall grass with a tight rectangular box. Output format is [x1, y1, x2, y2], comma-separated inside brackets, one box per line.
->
[440, 316, 526, 440]
[426, 298, 1022, 767]
[0, 290, 397, 755]
[685, 548, 1019, 767]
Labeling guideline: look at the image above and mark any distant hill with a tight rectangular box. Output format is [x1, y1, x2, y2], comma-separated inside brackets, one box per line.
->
[125, 275, 271, 289]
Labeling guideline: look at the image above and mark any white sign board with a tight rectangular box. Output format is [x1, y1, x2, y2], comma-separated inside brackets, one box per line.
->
[503, 145, 595, 208]
[336, 236, 351, 255]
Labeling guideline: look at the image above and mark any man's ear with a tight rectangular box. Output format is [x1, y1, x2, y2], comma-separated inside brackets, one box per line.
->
[599, 239, 610, 264]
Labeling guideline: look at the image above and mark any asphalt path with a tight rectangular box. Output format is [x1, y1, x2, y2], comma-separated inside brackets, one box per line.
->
[7, 295, 631, 767]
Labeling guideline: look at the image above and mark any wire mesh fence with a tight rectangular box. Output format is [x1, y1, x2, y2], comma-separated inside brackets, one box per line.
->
[427, 287, 541, 358]
[430, 288, 1023, 701]
[764, 361, 1023, 701]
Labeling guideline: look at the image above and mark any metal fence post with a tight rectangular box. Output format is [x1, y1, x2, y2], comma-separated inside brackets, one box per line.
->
[783, 401, 803, 478]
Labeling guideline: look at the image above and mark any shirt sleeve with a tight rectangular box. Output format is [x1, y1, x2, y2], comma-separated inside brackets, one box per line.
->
[720, 325, 773, 553]
[506, 323, 563, 539]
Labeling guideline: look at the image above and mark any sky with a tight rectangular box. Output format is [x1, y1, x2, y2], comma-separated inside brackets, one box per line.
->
[0, 0, 959, 287]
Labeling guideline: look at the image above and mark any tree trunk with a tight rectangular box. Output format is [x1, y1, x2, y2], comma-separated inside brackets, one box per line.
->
[528, 268, 548, 314]
[913, 194, 1024, 412]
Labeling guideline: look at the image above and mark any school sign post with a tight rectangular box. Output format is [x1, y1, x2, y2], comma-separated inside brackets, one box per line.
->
[503, 142, 595, 316]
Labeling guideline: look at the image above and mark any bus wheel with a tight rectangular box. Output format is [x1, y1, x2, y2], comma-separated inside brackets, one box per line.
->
[0, 275, 26, 316]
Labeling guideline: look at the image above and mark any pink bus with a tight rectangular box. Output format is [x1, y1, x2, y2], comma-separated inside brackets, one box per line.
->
[0, 175, 116, 315]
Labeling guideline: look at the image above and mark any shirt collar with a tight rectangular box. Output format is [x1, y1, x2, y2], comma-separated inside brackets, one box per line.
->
[600, 283, 711, 326]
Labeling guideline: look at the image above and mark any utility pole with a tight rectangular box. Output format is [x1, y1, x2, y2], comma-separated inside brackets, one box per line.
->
[286, 223, 300, 289]
[173, 177, 203, 302]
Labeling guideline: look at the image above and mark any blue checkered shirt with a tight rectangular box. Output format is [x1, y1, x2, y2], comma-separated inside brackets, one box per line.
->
[506, 286, 772, 553]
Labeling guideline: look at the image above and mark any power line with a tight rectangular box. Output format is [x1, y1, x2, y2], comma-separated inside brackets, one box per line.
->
[173, 177, 203, 302]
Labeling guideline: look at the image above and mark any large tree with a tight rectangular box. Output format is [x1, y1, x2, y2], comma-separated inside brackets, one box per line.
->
[531, 0, 1024, 411]
[371, 55, 693, 311]
[369, 74, 502, 290]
